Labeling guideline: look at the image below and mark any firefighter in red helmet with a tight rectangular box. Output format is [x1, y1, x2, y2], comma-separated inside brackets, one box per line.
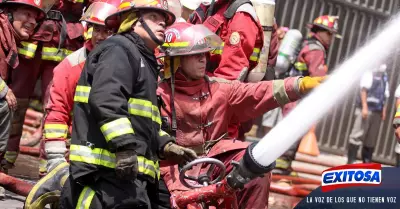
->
[276, 15, 341, 176]
[157, 22, 326, 208]
[0, 0, 46, 167]
[2, 0, 99, 170]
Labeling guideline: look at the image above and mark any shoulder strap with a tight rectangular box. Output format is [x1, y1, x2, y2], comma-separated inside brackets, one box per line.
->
[206, 76, 232, 84]
[224, 0, 254, 20]
[306, 39, 326, 58]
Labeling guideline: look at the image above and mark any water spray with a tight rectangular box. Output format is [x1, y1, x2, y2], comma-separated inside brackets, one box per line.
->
[227, 14, 400, 188]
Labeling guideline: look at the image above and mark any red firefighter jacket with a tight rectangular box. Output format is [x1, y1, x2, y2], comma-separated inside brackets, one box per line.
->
[43, 42, 92, 143]
[17, 0, 94, 62]
[190, 1, 278, 81]
[157, 72, 301, 192]
[0, 13, 19, 99]
[293, 34, 329, 77]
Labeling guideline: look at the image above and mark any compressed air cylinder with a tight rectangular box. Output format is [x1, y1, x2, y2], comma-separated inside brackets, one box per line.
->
[275, 29, 303, 74]
[246, 0, 275, 83]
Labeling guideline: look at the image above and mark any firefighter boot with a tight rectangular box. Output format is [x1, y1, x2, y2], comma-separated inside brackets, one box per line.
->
[361, 146, 374, 163]
[347, 144, 359, 164]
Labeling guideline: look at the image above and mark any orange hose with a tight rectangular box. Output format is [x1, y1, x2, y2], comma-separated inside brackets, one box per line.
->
[0, 172, 33, 197]
[19, 146, 40, 157]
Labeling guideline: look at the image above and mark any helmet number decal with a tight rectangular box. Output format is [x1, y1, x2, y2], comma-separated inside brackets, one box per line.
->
[164, 28, 180, 43]
[165, 33, 174, 43]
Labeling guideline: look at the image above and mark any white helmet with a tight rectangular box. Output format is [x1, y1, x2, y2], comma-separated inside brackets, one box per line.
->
[180, 0, 202, 10]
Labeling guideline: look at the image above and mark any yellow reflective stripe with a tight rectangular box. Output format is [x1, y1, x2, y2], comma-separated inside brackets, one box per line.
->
[84, 27, 93, 40]
[18, 42, 37, 58]
[249, 48, 261, 62]
[44, 124, 69, 139]
[395, 106, 400, 117]
[0, 79, 6, 92]
[39, 159, 48, 173]
[100, 118, 134, 142]
[4, 151, 18, 164]
[294, 62, 308, 71]
[138, 157, 160, 180]
[75, 0, 84, 3]
[162, 41, 189, 47]
[70, 144, 116, 169]
[211, 43, 224, 55]
[70, 144, 160, 179]
[76, 186, 95, 209]
[42, 47, 73, 62]
[128, 98, 161, 125]
[210, 43, 260, 62]
[275, 158, 290, 169]
[74, 85, 91, 103]
[159, 130, 169, 137]
[118, 1, 131, 9]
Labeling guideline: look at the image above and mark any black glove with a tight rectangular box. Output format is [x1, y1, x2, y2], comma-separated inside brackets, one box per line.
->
[163, 142, 197, 165]
[115, 148, 138, 181]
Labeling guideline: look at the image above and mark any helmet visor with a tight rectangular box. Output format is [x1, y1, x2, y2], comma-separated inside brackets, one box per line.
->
[162, 24, 222, 56]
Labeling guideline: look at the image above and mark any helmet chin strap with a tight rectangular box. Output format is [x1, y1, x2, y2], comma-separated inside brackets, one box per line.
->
[139, 17, 164, 46]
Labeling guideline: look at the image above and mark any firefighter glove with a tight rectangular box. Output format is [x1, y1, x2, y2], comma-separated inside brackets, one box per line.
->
[163, 142, 197, 165]
[24, 162, 69, 209]
[115, 148, 138, 181]
[298, 76, 326, 94]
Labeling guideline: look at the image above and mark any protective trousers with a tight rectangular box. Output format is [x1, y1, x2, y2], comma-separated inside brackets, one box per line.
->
[60, 173, 161, 209]
[0, 99, 11, 161]
[347, 108, 381, 163]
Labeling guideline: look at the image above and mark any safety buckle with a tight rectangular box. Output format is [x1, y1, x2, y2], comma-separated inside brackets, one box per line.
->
[86, 142, 95, 149]
[46, 10, 62, 21]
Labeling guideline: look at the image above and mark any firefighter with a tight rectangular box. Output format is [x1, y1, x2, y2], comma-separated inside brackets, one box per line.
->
[3, 0, 95, 170]
[158, 22, 326, 208]
[393, 84, 400, 167]
[189, 0, 279, 142]
[0, 0, 46, 198]
[36, 0, 119, 178]
[189, 0, 278, 81]
[347, 64, 389, 164]
[59, 1, 197, 208]
[275, 15, 341, 175]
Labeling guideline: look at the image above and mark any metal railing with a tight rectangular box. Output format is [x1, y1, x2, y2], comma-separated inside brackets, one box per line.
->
[275, 0, 400, 164]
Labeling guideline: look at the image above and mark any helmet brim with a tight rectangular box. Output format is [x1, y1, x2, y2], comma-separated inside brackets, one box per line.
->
[105, 6, 176, 29]
[1, 2, 46, 21]
[307, 23, 342, 39]
[136, 7, 176, 26]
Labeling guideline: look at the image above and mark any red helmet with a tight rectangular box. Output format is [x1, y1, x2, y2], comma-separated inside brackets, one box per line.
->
[307, 15, 341, 38]
[161, 22, 222, 57]
[105, 0, 176, 28]
[0, 0, 50, 21]
[80, 0, 120, 26]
